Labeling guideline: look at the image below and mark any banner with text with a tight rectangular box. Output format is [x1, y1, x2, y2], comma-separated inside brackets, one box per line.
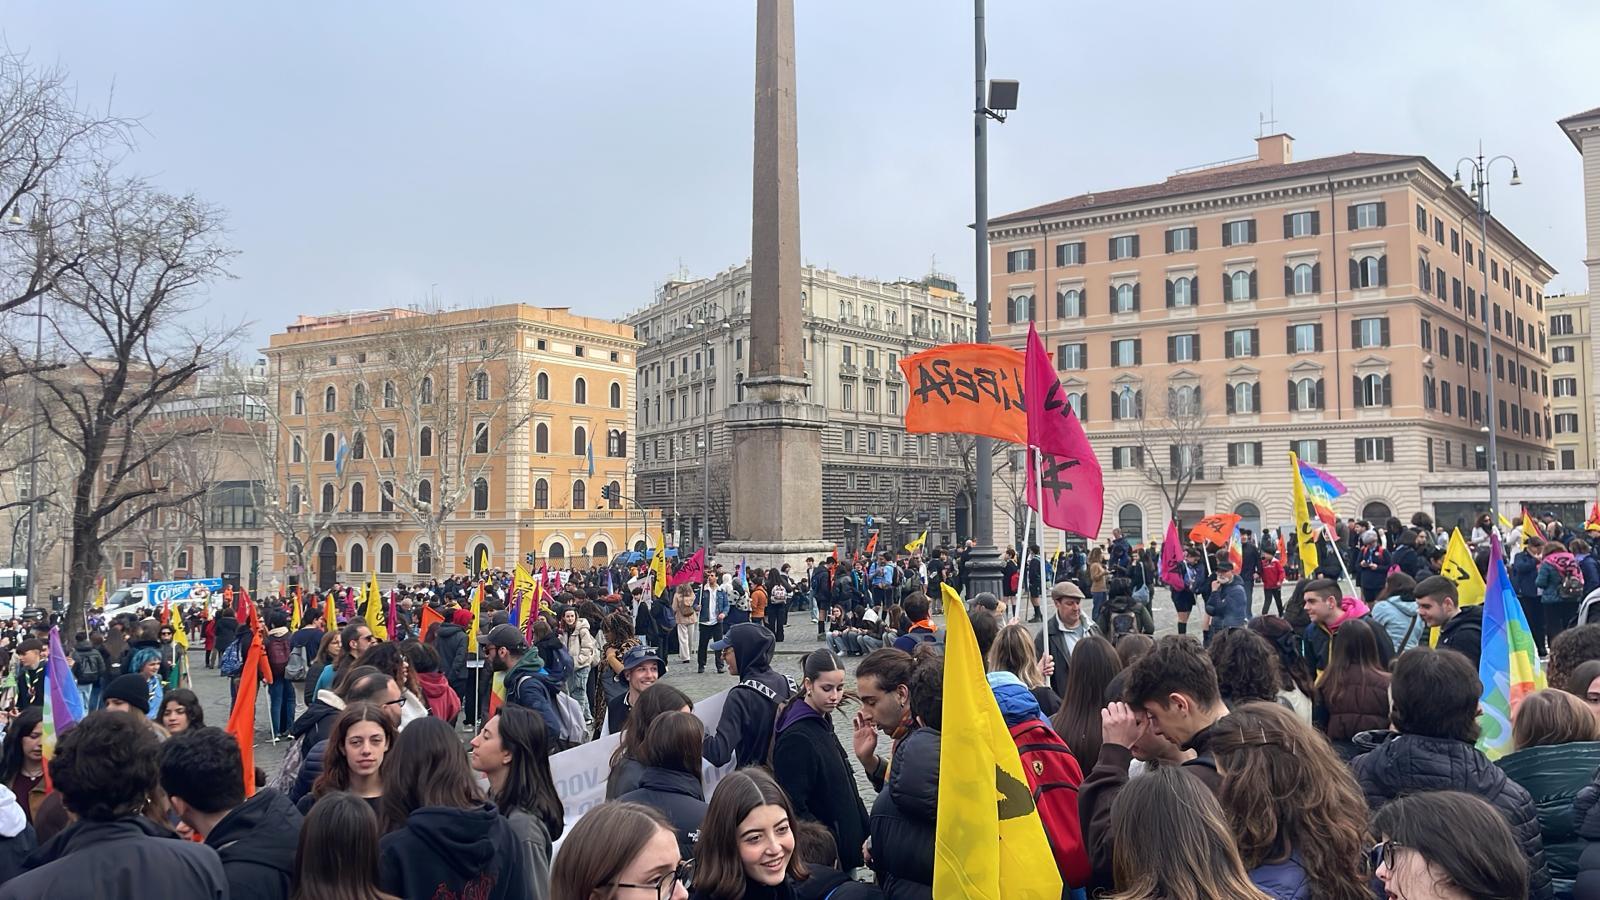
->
[899, 344, 1027, 444]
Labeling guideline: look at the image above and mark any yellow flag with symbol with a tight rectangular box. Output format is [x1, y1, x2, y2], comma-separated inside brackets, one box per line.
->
[905, 530, 928, 553]
[934, 582, 1062, 900]
[649, 541, 669, 598]
[1442, 527, 1487, 608]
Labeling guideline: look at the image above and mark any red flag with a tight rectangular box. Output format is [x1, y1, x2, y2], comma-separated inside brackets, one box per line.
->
[419, 604, 444, 641]
[224, 623, 273, 798]
[1159, 520, 1187, 591]
[865, 532, 879, 556]
[668, 548, 707, 587]
[1022, 324, 1105, 538]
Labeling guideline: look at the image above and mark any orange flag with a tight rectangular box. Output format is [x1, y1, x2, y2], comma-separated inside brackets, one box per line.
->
[1188, 513, 1243, 547]
[899, 343, 1027, 443]
[419, 604, 444, 641]
[224, 623, 273, 797]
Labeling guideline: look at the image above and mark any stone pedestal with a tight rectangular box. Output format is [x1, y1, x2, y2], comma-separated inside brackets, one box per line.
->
[718, 377, 834, 572]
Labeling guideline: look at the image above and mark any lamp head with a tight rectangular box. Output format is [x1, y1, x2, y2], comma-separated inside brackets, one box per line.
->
[1509, 167, 1522, 186]
[1451, 170, 1464, 189]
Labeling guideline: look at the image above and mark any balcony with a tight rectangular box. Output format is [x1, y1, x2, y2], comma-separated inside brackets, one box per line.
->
[839, 363, 859, 377]
[886, 368, 904, 383]
[863, 367, 881, 380]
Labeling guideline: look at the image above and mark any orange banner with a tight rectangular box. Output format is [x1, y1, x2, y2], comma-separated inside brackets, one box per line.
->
[1189, 513, 1242, 547]
[899, 344, 1027, 443]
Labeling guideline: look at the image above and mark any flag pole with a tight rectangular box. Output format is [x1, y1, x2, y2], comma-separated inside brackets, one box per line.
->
[1322, 521, 1359, 597]
[1032, 446, 1051, 668]
[1017, 465, 1033, 625]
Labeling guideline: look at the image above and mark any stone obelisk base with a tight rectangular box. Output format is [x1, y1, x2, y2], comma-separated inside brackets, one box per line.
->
[717, 384, 834, 573]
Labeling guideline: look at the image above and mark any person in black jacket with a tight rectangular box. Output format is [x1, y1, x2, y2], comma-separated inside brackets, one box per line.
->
[1351, 648, 1553, 900]
[1415, 574, 1484, 668]
[703, 623, 793, 769]
[617, 710, 708, 859]
[430, 613, 471, 711]
[868, 648, 943, 900]
[211, 607, 238, 665]
[160, 727, 303, 900]
[771, 649, 870, 872]
[484, 624, 563, 739]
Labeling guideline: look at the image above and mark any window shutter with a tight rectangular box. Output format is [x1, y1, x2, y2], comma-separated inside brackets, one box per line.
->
[1110, 390, 1119, 419]
[1134, 341, 1142, 365]
[1131, 235, 1140, 257]
[1287, 380, 1298, 412]
[1254, 441, 1263, 463]
[1135, 390, 1144, 417]
[1226, 386, 1236, 414]
[1132, 283, 1141, 310]
[1352, 325, 1361, 350]
[1195, 385, 1202, 408]
[1376, 202, 1387, 227]
[1314, 324, 1324, 352]
[1166, 280, 1174, 308]
[1109, 284, 1117, 313]
[1252, 383, 1261, 410]
[1228, 443, 1237, 465]
[1222, 222, 1232, 247]
[1284, 266, 1294, 297]
[1108, 237, 1117, 260]
[1225, 334, 1235, 360]
[1223, 271, 1232, 301]
[1353, 375, 1363, 407]
[1318, 439, 1327, 461]
[1165, 230, 1173, 253]
[1167, 335, 1175, 361]
[1249, 270, 1258, 299]
[1311, 210, 1321, 235]
[1251, 329, 1260, 356]
[1283, 213, 1293, 239]
[1380, 319, 1390, 347]
[1349, 258, 1360, 288]
[1112, 449, 1122, 470]
[1248, 220, 1258, 243]
[1192, 277, 1200, 304]
[1081, 394, 1088, 421]
[1285, 324, 1295, 353]
[1169, 445, 1179, 474]
[1312, 262, 1322, 292]
[1378, 255, 1388, 286]
[1355, 438, 1366, 463]
[1384, 437, 1394, 460]
[1347, 205, 1358, 231]
[1383, 374, 1393, 406]
[1315, 380, 1326, 410]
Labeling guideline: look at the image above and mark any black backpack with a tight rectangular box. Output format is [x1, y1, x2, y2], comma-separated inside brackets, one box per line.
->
[1110, 610, 1136, 638]
[72, 648, 104, 685]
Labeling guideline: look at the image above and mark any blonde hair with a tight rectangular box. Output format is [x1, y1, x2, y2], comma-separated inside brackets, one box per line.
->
[1513, 688, 1600, 750]
[987, 623, 1044, 688]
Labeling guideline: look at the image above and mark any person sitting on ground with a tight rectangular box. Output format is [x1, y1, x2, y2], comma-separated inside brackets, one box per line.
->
[1414, 574, 1485, 668]
[1350, 649, 1552, 900]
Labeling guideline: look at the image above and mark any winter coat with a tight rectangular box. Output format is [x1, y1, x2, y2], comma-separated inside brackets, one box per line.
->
[562, 619, 597, 670]
[868, 726, 939, 900]
[1437, 604, 1485, 669]
[1205, 578, 1250, 629]
[379, 804, 528, 900]
[618, 767, 707, 861]
[1095, 593, 1154, 637]
[1313, 666, 1390, 750]
[1357, 545, 1390, 594]
[793, 864, 884, 900]
[1351, 733, 1553, 900]
[0, 816, 226, 900]
[1249, 852, 1312, 900]
[212, 615, 238, 654]
[772, 701, 870, 871]
[502, 808, 554, 900]
[1502, 740, 1600, 900]
[703, 623, 794, 770]
[0, 786, 34, 888]
[1542, 552, 1583, 605]
[1302, 596, 1394, 676]
[504, 648, 563, 739]
[1260, 557, 1285, 590]
[205, 788, 303, 900]
[1035, 616, 1100, 697]
[1513, 550, 1542, 599]
[1369, 593, 1423, 653]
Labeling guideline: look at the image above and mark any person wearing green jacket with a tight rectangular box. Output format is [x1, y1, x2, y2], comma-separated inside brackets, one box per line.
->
[1498, 688, 1600, 900]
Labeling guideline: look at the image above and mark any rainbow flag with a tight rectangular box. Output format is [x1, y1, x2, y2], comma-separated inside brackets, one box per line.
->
[42, 627, 84, 757]
[1295, 458, 1346, 526]
[1477, 533, 1546, 761]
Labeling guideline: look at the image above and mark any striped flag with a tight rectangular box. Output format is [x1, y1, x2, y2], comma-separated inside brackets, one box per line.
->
[1477, 533, 1546, 760]
[1295, 458, 1346, 526]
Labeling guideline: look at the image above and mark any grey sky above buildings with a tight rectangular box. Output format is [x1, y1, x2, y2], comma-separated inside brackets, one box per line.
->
[7, 1, 1600, 356]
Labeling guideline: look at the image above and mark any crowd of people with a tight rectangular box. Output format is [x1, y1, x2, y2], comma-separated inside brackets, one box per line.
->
[0, 509, 1596, 899]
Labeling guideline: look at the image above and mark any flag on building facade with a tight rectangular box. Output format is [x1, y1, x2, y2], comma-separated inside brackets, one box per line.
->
[1477, 534, 1546, 760]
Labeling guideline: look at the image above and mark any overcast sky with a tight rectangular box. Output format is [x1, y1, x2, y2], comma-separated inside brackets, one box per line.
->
[7, 1, 1599, 355]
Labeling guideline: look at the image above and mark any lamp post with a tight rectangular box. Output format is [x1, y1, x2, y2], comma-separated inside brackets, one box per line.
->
[9, 202, 45, 611]
[966, 0, 1019, 597]
[1452, 148, 1521, 524]
[692, 302, 727, 553]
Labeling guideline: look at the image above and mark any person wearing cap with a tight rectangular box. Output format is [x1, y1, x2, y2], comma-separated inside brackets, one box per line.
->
[101, 674, 170, 742]
[704, 622, 794, 769]
[483, 625, 562, 739]
[1036, 581, 1099, 697]
[605, 645, 665, 735]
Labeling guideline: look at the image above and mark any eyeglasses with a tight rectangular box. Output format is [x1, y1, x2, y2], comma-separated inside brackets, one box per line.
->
[381, 697, 406, 709]
[613, 860, 693, 899]
[1368, 839, 1403, 872]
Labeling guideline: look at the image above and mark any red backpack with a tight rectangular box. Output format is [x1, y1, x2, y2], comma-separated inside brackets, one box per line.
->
[1008, 719, 1091, 889]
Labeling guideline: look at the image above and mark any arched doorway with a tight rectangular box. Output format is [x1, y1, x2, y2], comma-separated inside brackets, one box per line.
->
[317, 537, 338, 591]
[1361, 501, 1393, 524]
[1234, 502, 1261, 539]
[592, 541, 609, 564]
[1117, 504, 1144, 544]
[472, 543, 490, 576]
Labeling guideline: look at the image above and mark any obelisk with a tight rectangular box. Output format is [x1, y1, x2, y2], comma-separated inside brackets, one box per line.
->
[719, 0, 832, 570]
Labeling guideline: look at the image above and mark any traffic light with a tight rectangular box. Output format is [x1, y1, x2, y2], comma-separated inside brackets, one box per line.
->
[600, 484, 612, 501]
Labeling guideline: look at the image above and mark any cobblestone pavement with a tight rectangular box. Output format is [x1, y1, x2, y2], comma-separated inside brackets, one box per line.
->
[192, 591, 1204, 796]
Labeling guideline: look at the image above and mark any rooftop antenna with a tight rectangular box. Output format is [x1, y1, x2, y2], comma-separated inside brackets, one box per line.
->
[1258, 85, 1279, 137]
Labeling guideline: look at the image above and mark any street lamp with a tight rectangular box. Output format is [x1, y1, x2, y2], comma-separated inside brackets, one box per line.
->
[691, 302, 728, 553]
[1452, 147, 1521, 526]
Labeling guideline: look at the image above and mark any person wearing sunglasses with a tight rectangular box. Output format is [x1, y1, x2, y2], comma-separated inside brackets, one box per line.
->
[1372, 790, 1528, 900]
[551, 801, 691, 900]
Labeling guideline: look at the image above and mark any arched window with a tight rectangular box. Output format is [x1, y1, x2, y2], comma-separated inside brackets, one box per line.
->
[1170, 385, 1199, 416]
[575, 378, 588, 405]
[536, 372, 549, 401]
[473, 544, 490, 572]
[288, 485, 302, 515]
[417, 543, 432, 575]
[1418, 256, 1431, 292]
[1230, 270, 1252, 301]
[324, 385, 337, 412]
[1231, 382, 1255, 414]
[1360, 373, 1389, 407]
[608, 480, 621, 509]
[592, 541, 609, 560]
[419, 426, 433, 457]
[292, 391, 304, 415]
[548, 542, 566, 560]
[1115, 387, 1139, 420]
[350, 482, 364, 512]
[1358, 255, 1382, 288]
[736, 373, 746, 403]
[349, 543, 364, 573]
[1294, 378, 1318, 409]
[379, 544, 394, 573]
[380, 481, 394, 512]
[353, 383, 367, 409]
[574, 425, 588, 455]
[416, 479, 432, 504]
[420, 376, 434, 405]
[572, 480, 587, 509]
[1117, 503, 1144, 543]
[1171, 277, 1194, 307]
[474, 422, 489, 454]
[535, 423, 549, 454]
[383, 381, 396, 408]
[323, 433, 336, 461]
[1362, 501, 1393, 522]
[1234, 501, 1261, 538]
[320, 483, 335, 513]
[473, 477, 489, 511]
[1114, 284, 1135, 312]
[474, 371, 489, 400]
[1293, 263, 1315, 295]
[291, 436, 303, 463]
[1058, 288, 1083, 318]
[351, 432, 366, 460]
[610, 382, 622, 408]
[381, 429, 395, 458]
[534, 478, 549, 509]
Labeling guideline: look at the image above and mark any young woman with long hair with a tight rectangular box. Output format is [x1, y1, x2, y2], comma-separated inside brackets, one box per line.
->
[0, 707, 43, 824]
[301, 702, 395, 815]
[1374, 791, 1529, 900]
[1313, 618, 1392, 757]
[617, 711, 710, 859]
[688, 768, 808, 900]
[470, 704, 565, 896]
[1246, 616, 1316, 723]
[1210, 702, 1371, 900]
[550, 801, 690, 900]
[378, 717, 528, 900]
[290, 790, 399, 900]
[158, 688, 205, 734]
[769, 649, 869, 872]
[606, 682, 692, 799]
[597, 609, 640, 728]
[305, 630, 341, 706]
[1497, 689, 1600, 898]
[1207, 628, 1282, 709]
[988, 622, 1059, 715]
[1050, 635, 1122, 773]
[1107, 765, 1270, 900]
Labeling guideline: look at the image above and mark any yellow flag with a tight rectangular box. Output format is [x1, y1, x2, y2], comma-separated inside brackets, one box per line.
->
[512, 564, 537, 624]
[649, 541, 669, 598]
[934, 582, 1062, 900]
[476, 545, 491, 576]
[1442, 528, 1487, 608]
[95, 577, 106, 609]
[905, 530, 928, 553]
[365, 572, 388, 640]
[289, 590, 302, 631]
[466, 582, 484, 654]
[1288, 453, 1321, 577]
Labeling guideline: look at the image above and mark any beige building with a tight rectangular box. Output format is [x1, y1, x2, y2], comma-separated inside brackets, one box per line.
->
[1560, 106, 1600, 470]
[989, 134, 1556, 547]
[1547, 293, 1593, 470]
[262, 305, 641, 590]
[626, 263, 976, 551]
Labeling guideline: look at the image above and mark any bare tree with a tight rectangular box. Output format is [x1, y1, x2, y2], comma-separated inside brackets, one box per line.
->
[343, 311, 535, 567]
[112, 423, 222, 581]
[1131, 380, 1211, 520]
[32, 174, 235, 631]
[955, 433, 1027, 548]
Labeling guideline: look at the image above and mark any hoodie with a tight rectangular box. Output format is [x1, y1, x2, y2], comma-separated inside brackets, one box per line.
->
[504, 648, 562, 738]
[206, 788, 303, 900]
[378, 803, 529, 900]
[1369, 592, 1422, 653]
[417, 671, 463, 724]
[704, 623, 794, 769]
[1303, 596, 1394, 675]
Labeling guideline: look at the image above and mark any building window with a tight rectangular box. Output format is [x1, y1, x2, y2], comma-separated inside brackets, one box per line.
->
[1111, 339, 1139, 367]
[573, 425, 588, 455]
[1006, 248, 1036, 273]
[1109, 235, 1139, 260]
[474, 371, 489, 400]
[1112, 386, 1142, 420]
[1357, 373, 1391, 407]
[1007, 294, 1036, 323]
[1113, 283, 1138, 313]
[416, 479, 431, 504]
[473, 477, 489, 511]
[1111, 447, 1142, 470]
[1352, 202, 1384, 230]
[1168, 333, 1198, 363]
[349, 544, 364, 573]
[420, 426, 434, 457]
[843, 429, 854, 453]
[1416, 204, 1428, 232]
[1354, 255, 1386, 288]
[1356, 437, 1395, 463]
[533, 478, 549, 509]
[1229, 442, 1262, 466]
[1169, 385, 1200, 416]
[1554, 345, 1576, 363]
[1227, 270, 1255, 302]
[1552, 314, 1575, 336]
[536, 372, 549, 400]
[321, 483, 335, 513]
[1057, 289, 1083, 318]
[383, 381, 396, 408]
[1116, 504, 1144, 542]
[381, 429, 395, 459]
[1562, 449, 1577, 470]
[1289, 323, 1320, 353]
[1354, 317, 1389, 349]
[1290, 263, 1317, 296]
[474, 422, 490, 454]
[416, 544, 432, 575]
[1057, 343, 1087, 370]
[323, 386, 337, 412]
[1066, 392, 1085, 420]
[1290, 377, 1322, 411]
[1166, 227, 1196, 253]
[291, 436, 303, 463]
[1418, 256, 1432, 293]
[349, 482, 365, 513]
[841, 383, 854, 411]
[1555, 377, 1579, 398]
[1229, 382, 1257, 414]
[574, 378, 588, 405]
[1292, 439, 1325, 464]
[322, 433, 336, 462]
[420, 377, 433, 405]
[292, 391, 304, 415]
[1285, 211, 1317, 238]
[380, 481, 394, 512]
[1223, 219, 1255, 246]
[1056, 241, 1085, 266]
[1167, 276, 1195, 308]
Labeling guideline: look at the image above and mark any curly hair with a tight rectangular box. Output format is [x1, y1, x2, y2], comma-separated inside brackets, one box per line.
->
[1247, 616, 1315, 698]
[1206, 629, 1281, 706]
[1210, 702, 1371, 900]
[1549, 624, 1600, 689]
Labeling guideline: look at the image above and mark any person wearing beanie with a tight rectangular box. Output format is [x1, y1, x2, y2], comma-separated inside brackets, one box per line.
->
[102, 674, 150, 717]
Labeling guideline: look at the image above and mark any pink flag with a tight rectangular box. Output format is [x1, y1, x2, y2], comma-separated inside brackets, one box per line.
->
[669, 548, 707, 587]
[1160, 519, 1187, 591]
[1023, 324, 1105, 539]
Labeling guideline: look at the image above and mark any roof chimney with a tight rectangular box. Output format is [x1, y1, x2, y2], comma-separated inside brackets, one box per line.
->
[1256, 133, 1293, 166]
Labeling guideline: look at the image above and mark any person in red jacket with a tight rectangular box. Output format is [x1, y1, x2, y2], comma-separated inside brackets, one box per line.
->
[1259, 549, 1286, 617]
